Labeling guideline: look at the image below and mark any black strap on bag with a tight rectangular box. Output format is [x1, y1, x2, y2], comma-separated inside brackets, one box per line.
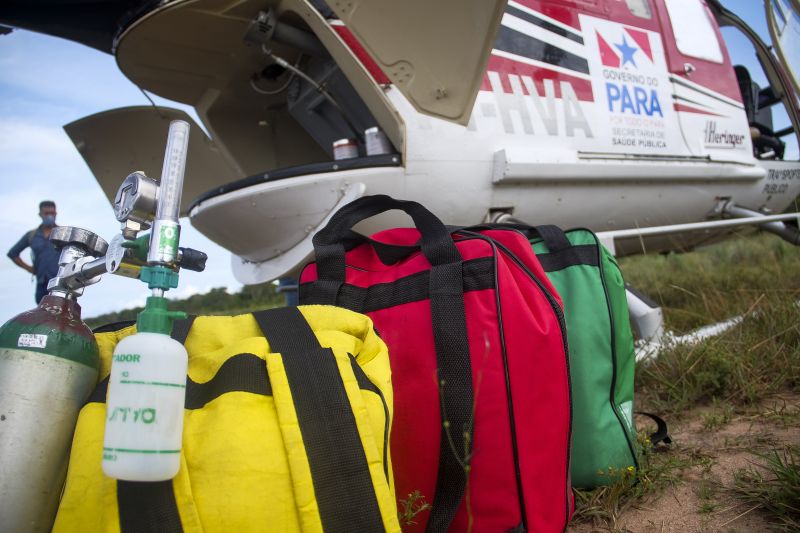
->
[117, 481, 183, 533]
[309, 195, 473, 533]
[636, 412, 673, 446]
[475, 222, 597, 272]
[116, 317, 196, 533]
[530, 225, 602, 272]
[534, 224, 572, 252]
[253, 307, 386, 532]
[170, 316, 196, 344]
[457, 222, 573, 252]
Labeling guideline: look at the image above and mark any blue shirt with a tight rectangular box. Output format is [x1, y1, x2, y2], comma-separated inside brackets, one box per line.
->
[7, 227, 60, 285]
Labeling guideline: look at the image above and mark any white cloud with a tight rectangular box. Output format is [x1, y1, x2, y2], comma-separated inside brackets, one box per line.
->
[0, 120, 75, 157]
[169, 284, 201, 300]
[0, 32, 144, 112]
[116, 293, 148, 312]
[0, 120, 80, 181]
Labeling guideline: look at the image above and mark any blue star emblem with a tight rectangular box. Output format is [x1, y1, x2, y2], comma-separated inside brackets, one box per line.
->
[615, 36, 638, 68]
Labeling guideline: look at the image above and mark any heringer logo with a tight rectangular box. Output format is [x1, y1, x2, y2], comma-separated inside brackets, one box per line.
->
[704, 121, 746, 146]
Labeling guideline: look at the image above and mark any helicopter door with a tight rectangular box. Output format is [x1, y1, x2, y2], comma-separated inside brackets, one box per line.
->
[766, 0, 800, 96]
[657, 0, 753, 162]
[325, 0, 506, 126]
[64, 106, 239, 216]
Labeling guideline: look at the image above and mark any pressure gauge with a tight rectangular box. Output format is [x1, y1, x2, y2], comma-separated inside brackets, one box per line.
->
[114, 172, 159, 228]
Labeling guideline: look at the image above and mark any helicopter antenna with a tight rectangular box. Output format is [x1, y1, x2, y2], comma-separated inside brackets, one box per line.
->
[138, 86, 166, 120]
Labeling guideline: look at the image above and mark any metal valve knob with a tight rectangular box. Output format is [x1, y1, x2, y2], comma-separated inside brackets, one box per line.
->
[47, 227, 110, 297]
[50, 226, 109, 257]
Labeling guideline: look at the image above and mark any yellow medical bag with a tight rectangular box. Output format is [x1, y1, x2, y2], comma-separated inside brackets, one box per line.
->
[54, 305, 399, 532]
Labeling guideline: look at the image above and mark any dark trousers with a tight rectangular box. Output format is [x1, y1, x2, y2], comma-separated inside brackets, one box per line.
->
[35, 282, 48, 304]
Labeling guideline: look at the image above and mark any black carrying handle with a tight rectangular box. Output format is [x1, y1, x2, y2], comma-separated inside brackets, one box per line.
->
[534, 224, 572, 252]
[459, 222, 572, 252]
[336, 228, 422, 266]
[312, 195, 462, 294]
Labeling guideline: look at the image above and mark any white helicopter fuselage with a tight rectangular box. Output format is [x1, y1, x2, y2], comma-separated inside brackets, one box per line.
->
[189, 1, 800, 283]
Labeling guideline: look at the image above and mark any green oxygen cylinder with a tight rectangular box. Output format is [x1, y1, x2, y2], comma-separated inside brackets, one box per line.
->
[0, 294, 99, 532]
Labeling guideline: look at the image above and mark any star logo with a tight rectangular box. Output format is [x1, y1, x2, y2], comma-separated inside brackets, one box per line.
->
[614, 36, 638, 68]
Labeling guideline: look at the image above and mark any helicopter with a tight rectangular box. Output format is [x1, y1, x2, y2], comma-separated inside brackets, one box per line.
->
[1, 0, 799, 291]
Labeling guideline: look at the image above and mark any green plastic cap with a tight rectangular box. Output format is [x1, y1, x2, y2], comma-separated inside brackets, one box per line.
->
[140, 265, 180, 291]
[137, 295, 187, 335]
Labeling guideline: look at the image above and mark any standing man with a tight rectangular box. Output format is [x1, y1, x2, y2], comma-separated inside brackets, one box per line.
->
[7, 201, 61, 303]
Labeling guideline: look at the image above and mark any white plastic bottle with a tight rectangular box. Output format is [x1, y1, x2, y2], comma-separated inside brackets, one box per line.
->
[102, 304, 188, 481]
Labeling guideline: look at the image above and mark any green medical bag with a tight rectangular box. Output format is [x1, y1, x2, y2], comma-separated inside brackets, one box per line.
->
[529, 225, 638, 488]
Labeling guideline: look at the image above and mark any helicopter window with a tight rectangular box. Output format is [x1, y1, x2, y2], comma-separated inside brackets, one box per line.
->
[722, 21, 799, 160]
[663, 0, 723, 63]
[624, 0, 652, 19]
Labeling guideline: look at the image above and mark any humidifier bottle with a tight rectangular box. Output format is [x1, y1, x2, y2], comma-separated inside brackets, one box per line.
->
[102, 291, 187, 481]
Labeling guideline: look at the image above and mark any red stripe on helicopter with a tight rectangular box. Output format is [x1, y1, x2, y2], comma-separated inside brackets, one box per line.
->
[331, 24, 391, 85]
[481, 55, 595, 102]
[510, 0, 582, 30]
[673, 103, 722, 116]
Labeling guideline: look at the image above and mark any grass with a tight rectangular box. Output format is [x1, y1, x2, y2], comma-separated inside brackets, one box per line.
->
[397, 490, 432, 528]
[755, 399, 800, 428]
[622, 233, 800, 418]
[694, 478, 720, 515]
[571, 432, 713, 530]
[731, 446, 800, 531]
[571, 232, 800, 531]
[633, 299, 800, 417]
[701, 399, 734, 431]
[619, 230, 800, 332]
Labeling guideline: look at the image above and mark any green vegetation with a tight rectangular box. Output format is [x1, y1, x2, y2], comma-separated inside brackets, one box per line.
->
[85, 282, 285, 328]
[701, 399, 734, 431]
[731, 446, 800, 531]
[620, 230, 800, 332]
[694, 478, 720, 515]
[398, 490, 432, 528]
[572, 433, 707, 528]
[622, 233, 800, 418]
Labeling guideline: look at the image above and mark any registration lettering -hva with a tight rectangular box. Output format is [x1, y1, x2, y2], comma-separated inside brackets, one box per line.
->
[479, 72, 594, 138]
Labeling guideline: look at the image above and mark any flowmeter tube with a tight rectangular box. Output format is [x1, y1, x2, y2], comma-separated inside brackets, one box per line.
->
[148, 120, 190, 265]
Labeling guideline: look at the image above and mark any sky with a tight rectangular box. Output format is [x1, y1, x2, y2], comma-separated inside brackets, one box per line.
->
[0, 33, 242, 319]
[0, 0, 797, 322]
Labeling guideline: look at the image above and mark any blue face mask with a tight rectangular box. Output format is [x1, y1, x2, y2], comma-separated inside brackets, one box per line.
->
[42, 215, 56, 227]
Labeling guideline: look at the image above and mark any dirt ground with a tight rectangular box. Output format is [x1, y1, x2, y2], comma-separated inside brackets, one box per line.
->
[568, 393, 800, 533]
